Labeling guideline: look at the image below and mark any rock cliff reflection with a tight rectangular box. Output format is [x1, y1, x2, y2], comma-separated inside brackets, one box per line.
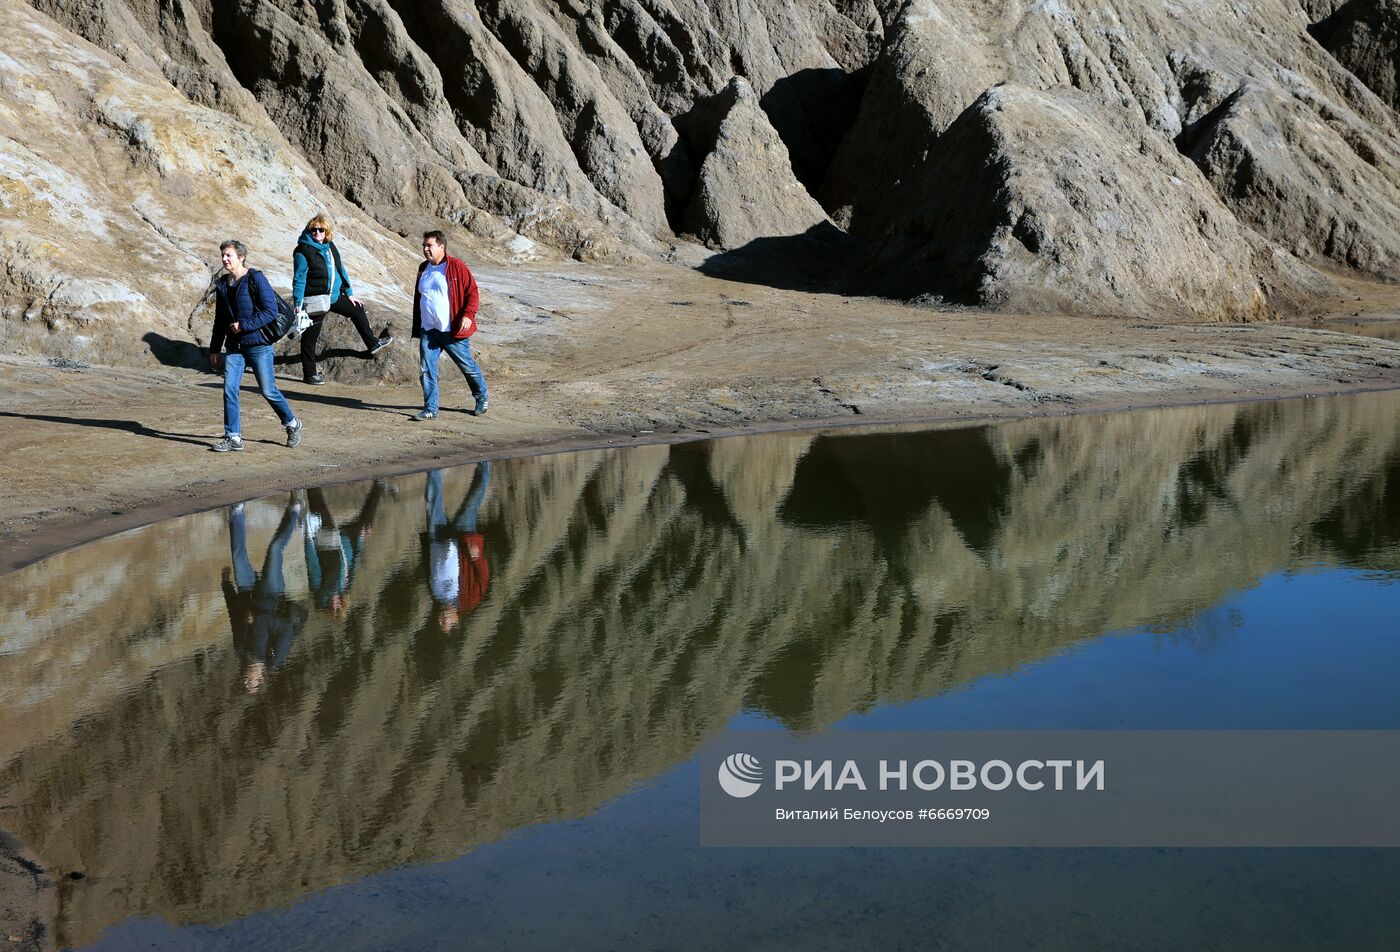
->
[2, 392, 1399, 947]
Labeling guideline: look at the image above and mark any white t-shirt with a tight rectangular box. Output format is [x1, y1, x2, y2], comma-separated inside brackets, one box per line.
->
[429, 539, 459, 604]
[418, 262, 451, 332]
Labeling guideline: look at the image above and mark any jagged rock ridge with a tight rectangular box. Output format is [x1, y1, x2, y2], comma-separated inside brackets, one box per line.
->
[824, 0, 1400, 311]
[4, 0, 1400, 368]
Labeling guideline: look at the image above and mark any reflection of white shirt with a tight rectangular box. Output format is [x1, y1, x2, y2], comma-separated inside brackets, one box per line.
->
[430, 539, 458, 603]
[418, 262, 451, 332]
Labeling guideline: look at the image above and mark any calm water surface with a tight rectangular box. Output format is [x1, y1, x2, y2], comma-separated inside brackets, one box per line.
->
[3, 391, 1400, 950]
[1311, 318, 1400, 342]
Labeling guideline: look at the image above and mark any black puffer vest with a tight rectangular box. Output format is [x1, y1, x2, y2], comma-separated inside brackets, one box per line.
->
[293, 239, 344, 298]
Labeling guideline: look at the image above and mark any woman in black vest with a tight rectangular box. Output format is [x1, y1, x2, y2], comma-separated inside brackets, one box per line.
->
[291, 213, 394, 384]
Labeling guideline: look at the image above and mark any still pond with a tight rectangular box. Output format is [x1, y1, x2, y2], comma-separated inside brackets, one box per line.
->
[2, 391, 1399, 950]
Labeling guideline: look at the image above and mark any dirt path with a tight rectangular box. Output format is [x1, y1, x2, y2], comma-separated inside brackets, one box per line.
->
[4, 261, 1400, 574]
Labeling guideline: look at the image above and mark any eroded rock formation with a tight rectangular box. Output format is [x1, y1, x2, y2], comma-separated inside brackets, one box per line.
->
[825, 0, 1400, 303]
[5, 0, 1400, 368]
[1311, 0, 1400, 111]
[682, 77, 832, 248]
[0, 1, 415, 366]
[850, 83, 1274, 319]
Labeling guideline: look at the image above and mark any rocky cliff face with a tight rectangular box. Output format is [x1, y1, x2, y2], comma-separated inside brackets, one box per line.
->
[681, 76, 833, 248]
[845, 82, 1277, 319]
[1311, 1, 1400, 111]
[826, 0, 1400, 307]
[4, 0, 1400, 364]
[0, 1, 417, 367]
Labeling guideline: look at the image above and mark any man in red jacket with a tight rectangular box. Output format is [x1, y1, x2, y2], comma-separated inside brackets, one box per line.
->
[411, 230, 489, 420]
[422, 463, 492, 633]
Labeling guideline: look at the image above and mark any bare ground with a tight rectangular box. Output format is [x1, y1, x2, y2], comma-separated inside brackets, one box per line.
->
[3, 261, 1400, 575]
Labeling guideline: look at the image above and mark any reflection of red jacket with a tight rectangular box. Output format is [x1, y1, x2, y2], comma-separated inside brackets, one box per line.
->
[459, 532, 490, 615]
[412, 254, 480, 339]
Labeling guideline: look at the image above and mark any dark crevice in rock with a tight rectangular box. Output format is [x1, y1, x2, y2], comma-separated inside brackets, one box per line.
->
[668, 82, 743, 234]
[653, 134, 699, 233]
[1307, 0, 1400, 112]
[381, 0, 504, 170]
[1308, 3, 1353, 46]
[660, 133, 700, 233]
[1173, 84, 1247, 159]
[674, 72, 834, 249]
[760, 64, 870, 195]
[206, 9, 275, 97]
[668, 63, 870, 234]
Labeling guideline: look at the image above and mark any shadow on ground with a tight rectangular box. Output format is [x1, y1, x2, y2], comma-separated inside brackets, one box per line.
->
[185, 378, 419, 416]
[695, 223, 865, 295]
[0, 410, 211, 447]
[144, 332, 389, 375]
[695, 223, 980, 307]
[143, 332, 206, 369]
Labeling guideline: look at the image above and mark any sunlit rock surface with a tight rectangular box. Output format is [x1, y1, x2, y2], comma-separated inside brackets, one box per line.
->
[0, 0, 415, 367]
[4, 0, 1400, 362]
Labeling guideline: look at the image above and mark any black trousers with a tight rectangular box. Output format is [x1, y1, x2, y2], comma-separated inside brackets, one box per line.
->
[300, 294, 377, 376]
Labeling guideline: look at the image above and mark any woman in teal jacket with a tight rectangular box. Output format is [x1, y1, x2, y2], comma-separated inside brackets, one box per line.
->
[292, 213, 394, 384]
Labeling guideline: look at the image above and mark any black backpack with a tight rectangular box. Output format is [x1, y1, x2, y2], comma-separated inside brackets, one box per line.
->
[234, 270, 298, 345]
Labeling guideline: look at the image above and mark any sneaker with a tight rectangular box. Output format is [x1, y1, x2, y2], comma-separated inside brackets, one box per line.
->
[304, 373, 325, 385]
[211, 435, 244, 453]
[411, 409, 438, 421]
[286, 419, 303, 448]
[368, 334, 395, 356]
[472, 398, 489, 417]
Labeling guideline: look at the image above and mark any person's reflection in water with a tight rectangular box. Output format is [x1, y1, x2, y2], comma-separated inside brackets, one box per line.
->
[422, 463, 492, 633]
[301, 480, 390, 617]
[222, 497, 308, 693]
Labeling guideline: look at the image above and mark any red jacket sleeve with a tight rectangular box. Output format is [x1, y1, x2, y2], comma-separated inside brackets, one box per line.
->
[458, 533, 490, 614]
[411, 261, 426, 338]
[449, 256, 480, 338]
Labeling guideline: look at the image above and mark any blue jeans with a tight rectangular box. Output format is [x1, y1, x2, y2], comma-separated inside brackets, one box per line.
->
[419, 330, 487, 413]
[223, 344, 296, 436]
[228, 504, 299, 668]
[424, 462, 492, 537]
[228, 504, 296, 599]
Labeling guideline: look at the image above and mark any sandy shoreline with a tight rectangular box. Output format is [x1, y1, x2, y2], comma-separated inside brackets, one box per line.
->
[5, 375, 1400, 577]
[5, 262, 1400, 574]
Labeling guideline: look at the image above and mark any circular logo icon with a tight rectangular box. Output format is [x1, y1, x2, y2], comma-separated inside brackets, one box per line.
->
[718, 752, 764, 798]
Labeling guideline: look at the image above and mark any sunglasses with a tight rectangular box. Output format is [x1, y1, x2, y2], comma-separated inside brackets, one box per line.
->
[310, 227, 327, 234]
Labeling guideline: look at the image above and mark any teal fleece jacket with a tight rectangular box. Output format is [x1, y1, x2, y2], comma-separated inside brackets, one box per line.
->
[291, 230, 353, 306]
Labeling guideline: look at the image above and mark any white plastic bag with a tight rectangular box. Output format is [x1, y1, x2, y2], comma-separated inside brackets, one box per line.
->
[289, 309, 313, 340]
